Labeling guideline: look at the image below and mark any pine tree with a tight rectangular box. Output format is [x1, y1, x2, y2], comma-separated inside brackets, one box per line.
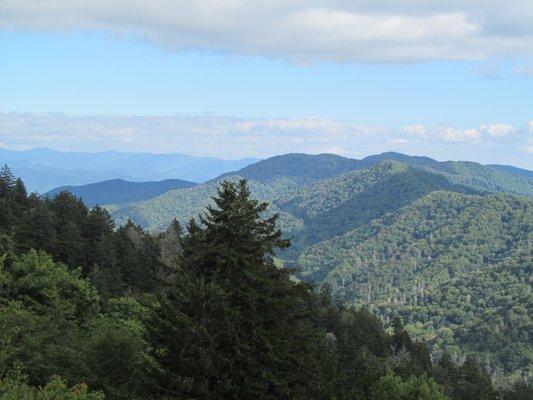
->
[150, 180, 325, 400]
[0, 164, 15, 197]
[453, 355, 494, 400]
[0, 165, 16, 233]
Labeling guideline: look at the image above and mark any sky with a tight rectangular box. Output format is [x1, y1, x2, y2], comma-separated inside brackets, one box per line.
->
[0, 1, 532, 168]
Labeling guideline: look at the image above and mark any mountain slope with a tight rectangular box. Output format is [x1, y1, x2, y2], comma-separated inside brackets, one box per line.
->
[0, 147, 257, 192]
[298, 191, 532, 382]
[107, 153, 364, 231]
[488, 164, 533, 180]
[45, 178, 197, 207]
[107, 153, 532, 232]
[358, 152, 533, 196]
[96, 152, 533, 383]
[277, 161, 477, 250]
[220, 153, 361, 184]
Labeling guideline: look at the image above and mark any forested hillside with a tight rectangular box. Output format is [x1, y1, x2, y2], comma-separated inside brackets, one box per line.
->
[97, 153, 533, 386]
[488, 164, 533, 180]
[355, 152, 533, 196]
[298, 191, 532, 383]
[45, 178, 197, 207]
[4, 167, 527, 399]
[107, 153, 363, 231]
[276, 161, 477, 252]
[219, 153, 362, 184]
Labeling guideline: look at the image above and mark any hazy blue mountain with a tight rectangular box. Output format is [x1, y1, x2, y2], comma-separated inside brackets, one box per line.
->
[0, 147, 258, 192]
[488, 164, 533, 179]
[45, 178, 197, 207]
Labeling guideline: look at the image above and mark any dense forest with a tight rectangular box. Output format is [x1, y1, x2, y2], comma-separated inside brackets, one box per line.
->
[98, 153, 533, 384]
[101, 155, 532, 385]
[1, 166, 530, 399]
[297, 191, 532, 383]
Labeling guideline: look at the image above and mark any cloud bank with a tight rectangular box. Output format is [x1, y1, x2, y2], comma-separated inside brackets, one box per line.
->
[1, 111, 531, 168]
[1, 1, 533, 62]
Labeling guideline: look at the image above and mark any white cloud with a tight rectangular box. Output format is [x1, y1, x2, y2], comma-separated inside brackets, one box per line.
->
[402, 124, 428, 137]
[441, 127, 481, 142]
[1, 1, 533, 63]
[480, 123, 514, 137]
[0, 111, 531, 168]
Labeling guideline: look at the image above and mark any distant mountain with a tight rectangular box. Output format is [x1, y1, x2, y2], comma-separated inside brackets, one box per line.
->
[107, 153, 361, 231]
[276, 161, 478, 252]
[487, 164, 533, 179]
[106, 152, 532, 232]
[0, 147, 258, 192]
[45, 178, 197, 207]
[357, 152, 533, 196]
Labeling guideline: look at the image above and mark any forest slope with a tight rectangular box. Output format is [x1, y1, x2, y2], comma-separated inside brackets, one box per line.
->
[298, 191, 533, 382]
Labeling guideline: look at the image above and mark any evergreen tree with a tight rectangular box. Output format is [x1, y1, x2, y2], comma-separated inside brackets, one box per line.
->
[452, 355, 494, 400]
[0, 165, 15, 197]
[150, 180, 325, 399]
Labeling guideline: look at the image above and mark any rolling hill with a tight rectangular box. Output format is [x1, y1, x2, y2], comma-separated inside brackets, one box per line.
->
[276, 161, 478, 251]
[107, 153, 362, 231]
[45, 178, 197, 207]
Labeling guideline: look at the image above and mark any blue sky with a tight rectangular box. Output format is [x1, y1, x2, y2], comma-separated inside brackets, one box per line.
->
[0, 1, 532, 167]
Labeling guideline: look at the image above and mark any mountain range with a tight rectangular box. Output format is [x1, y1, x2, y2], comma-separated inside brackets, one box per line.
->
[101, 152, 532, 231]
[0, 147, 257, 193]
[86, 151, 531, 383]
[15, 150, 533, 382]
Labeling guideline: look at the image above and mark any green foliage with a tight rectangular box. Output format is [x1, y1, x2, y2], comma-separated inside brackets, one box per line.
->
[223, 153, 361, 184]
[0, 169, 169, 296]
[108, 174, 303, 232]
[0, 369, 103, 400]
[0, 167, 528, 399]
[370, 373, 448, 400]
[299, 191, 532, 383]
[106, 153, 532, 233]
[150, 180, 325, 399]
[278, 162, 476, 251]
[0, 251, 99, 384]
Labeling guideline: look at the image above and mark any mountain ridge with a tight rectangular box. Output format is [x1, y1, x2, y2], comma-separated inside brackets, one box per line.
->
[0, 147, 258, 192]
[104, 152, 532, 232]
[45, 178, 198, 207]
